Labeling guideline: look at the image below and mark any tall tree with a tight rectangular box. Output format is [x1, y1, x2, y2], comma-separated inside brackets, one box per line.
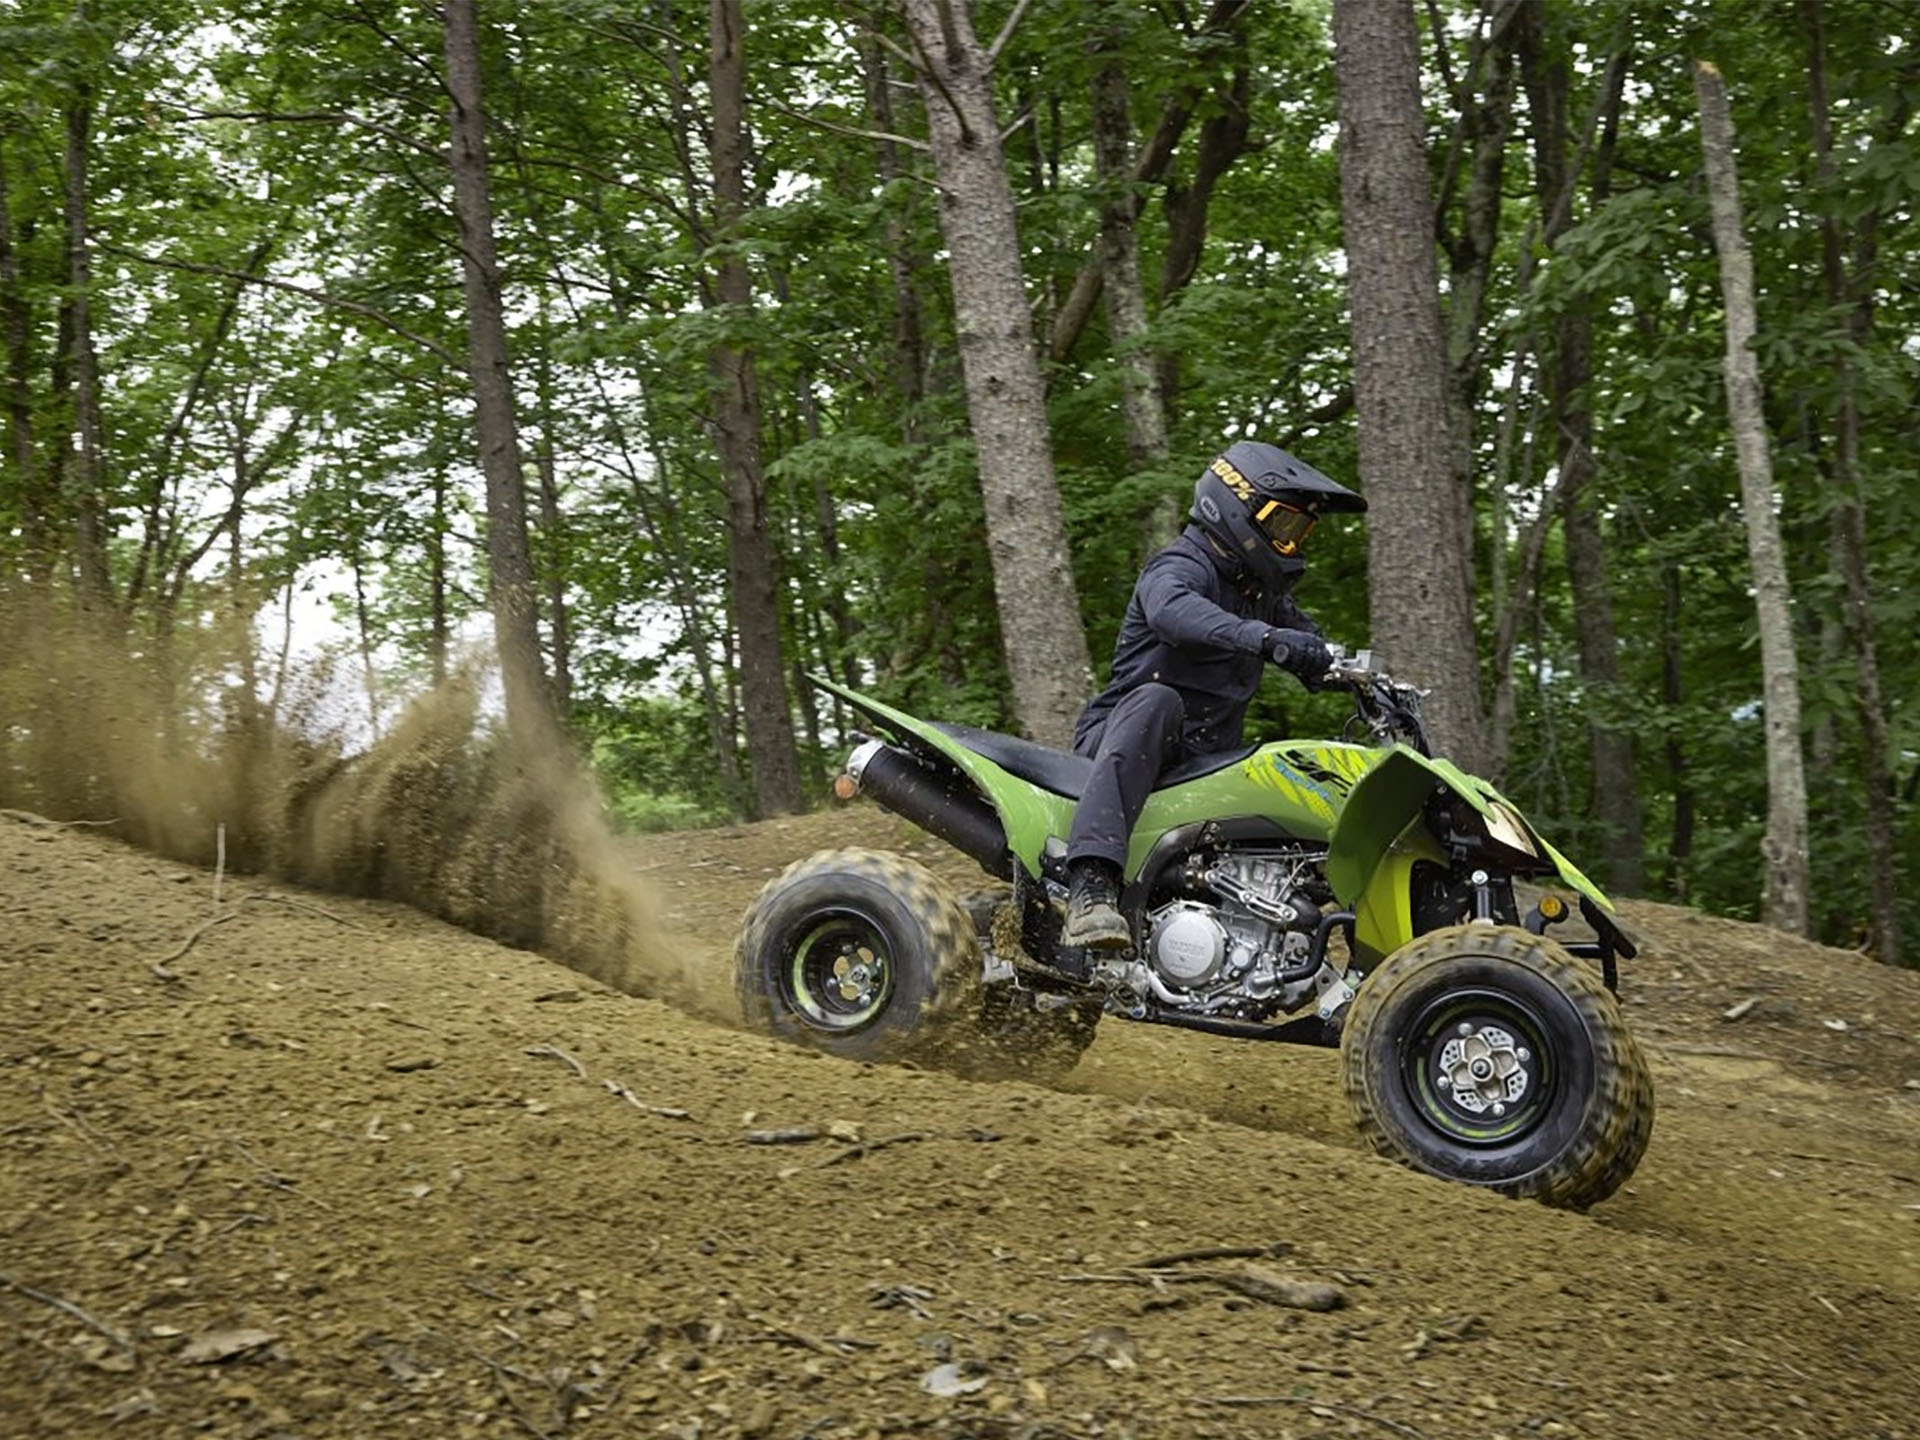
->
[1516, 12, 1645, 892]
[708, 0, 802, 816]
[1089, 10, 1168, 482]
[1333, 0, 1486, 771]
[1803, 0, 1898, 963]
[1693, 58, 1809, 936]
[896, 0, 1093, 746]
[442, 0, 550, 739]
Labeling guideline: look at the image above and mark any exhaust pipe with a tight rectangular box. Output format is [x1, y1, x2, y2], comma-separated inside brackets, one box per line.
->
[844, 740, 1011, 880]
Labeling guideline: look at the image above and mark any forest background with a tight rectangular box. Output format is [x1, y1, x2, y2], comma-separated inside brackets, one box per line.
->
[0, 0, 1914, 963]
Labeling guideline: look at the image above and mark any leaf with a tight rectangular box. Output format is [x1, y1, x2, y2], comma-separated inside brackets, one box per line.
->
[920, 1362, 987, 1397]
[178, 1327, 277, 1364]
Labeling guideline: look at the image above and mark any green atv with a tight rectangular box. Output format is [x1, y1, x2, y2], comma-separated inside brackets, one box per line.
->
[735, 651, 1653, 1209]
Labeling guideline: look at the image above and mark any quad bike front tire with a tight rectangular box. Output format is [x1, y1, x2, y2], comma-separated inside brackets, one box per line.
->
[1340, 924, 1654, 1209]
[734, 848, 981, 1067]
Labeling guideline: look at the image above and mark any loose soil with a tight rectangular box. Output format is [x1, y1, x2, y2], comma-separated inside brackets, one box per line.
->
[4, 803, 1918, 1440]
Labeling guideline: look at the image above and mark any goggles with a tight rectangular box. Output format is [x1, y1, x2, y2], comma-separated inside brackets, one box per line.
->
[1252, 499, 1317, 556]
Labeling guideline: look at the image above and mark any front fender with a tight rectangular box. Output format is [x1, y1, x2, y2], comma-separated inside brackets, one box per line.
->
[1326, 746, 1613, 917]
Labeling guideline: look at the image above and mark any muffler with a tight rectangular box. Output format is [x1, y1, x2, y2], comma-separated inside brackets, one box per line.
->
[842, 739, 1011, 880]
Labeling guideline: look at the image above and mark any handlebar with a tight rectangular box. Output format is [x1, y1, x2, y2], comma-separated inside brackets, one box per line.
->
[1316, 645, 1433, 757]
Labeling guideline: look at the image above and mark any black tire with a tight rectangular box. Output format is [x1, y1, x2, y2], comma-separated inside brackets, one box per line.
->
[1340, 925, 1654, 1209]
[734, 848, 981, 1067]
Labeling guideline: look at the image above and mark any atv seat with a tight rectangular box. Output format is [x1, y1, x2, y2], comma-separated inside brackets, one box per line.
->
[930, 722, 1257, 801]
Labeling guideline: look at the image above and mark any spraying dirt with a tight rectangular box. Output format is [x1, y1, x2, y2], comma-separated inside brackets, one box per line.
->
[4, 803, 1918, 1440]
[3, 622, 1917, 1436]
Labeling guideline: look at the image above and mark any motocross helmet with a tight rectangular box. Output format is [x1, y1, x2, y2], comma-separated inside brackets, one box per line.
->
[1189, 441, 1367, 591]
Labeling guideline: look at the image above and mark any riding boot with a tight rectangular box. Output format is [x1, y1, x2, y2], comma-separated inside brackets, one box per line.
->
[1061, 857, 1131, 951]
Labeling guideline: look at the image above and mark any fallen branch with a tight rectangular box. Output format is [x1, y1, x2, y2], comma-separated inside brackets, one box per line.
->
[242, 891, 368, 930]
[523, 1043, 587, 1081]
[225, 1134, 333, 1211]
[0, 809, 119, 831]
[822, 1131, 929, 1167]
[1132, 1243, 1285, 1269]
[602, 1079, 691, 1120]
[153, 909, 239, 979]
[1058, 1265, 1344, 1312]
[745, 1126, 825, 1146]
[0, 1270, 137, 1358]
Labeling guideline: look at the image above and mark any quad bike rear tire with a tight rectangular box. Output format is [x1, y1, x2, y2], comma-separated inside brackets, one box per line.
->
[1340, 924, 1654, 1209]
[735, 848, 981, 1067]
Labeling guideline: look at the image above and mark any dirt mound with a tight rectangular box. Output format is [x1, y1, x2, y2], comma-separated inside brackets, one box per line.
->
[7, 812, 1917, 1440]
[0, 602, 717, 1018]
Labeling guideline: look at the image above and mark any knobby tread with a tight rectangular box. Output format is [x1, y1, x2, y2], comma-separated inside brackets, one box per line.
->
[1340, 924, 1654, 1209]
[733, 847, 981, 1067]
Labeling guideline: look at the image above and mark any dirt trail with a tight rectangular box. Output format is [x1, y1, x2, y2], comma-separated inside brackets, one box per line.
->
[4, 806, 1918, 1440]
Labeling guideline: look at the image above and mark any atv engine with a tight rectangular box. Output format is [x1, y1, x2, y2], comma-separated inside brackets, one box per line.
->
[1134, 850, 1328, 1014]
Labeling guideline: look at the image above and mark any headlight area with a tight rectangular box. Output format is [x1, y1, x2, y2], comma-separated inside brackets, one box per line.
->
[1427, 790, 1548, 872]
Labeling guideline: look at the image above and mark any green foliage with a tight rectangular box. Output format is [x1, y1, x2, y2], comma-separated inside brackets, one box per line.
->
[2, 0, 1916, 957]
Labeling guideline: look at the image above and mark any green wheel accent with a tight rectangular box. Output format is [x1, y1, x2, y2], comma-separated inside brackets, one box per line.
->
[1340, 925, 1654, 1209]
[735, 848, 981, 1067]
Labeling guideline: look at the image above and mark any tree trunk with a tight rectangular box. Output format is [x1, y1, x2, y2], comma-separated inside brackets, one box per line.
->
[1434, 2, 1518, 522]
[1661, 561, 1693, 901]
[0, 135, 42, 582]
[860, 35, 928, 443]
[899, 0, 1093, 746]
[428, 463, 450, 687]
[1518, 14, 1644, 892]
[709, 0, 803, 816]
[1804, 0, 1898, 964]
[1090, 16, 1169, 492]
[1693, 59, 1809, 937]
[1333, 0, 1487, 773]
[442, 0, 551, 743]
[532, 346, 573, 721]
[63, 82, 111, 611]
[1155, 62, 1250, 413]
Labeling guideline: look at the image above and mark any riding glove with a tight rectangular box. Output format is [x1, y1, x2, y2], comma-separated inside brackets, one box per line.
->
[1264, 628, 1333, 683]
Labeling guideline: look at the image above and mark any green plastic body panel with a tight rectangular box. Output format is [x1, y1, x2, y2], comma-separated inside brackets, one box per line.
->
[813, 676, 1073, 875]
[1324, 745, 1614, 921]
[813, 677, 1614, 929]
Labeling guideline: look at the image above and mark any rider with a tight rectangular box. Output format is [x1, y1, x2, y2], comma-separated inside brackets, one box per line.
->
[1061, 440, 1367, 950]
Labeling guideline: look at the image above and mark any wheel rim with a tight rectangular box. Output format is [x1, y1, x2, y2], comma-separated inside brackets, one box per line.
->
[783, 910, 894, 1033]
[1401, 987, 1558, 1146]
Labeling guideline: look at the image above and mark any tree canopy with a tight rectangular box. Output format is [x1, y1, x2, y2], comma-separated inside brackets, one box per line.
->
[1, 0, 1915, 960]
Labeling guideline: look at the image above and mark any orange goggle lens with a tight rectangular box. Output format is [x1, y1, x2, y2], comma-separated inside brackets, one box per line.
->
[1253, 500, 1316, 555]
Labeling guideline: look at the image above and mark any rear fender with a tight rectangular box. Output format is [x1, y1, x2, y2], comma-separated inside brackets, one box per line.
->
[812, 674, 1068, 878]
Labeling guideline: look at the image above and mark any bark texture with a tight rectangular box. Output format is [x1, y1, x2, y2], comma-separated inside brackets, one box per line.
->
[1693, 60, 1809, 937]
[709, 0, 802, 815]
[1090, 20, 1169, 474]
[900, 0, 1093, 746]
[442, 0, 552, 742]
[1804, 0, 1898, 964]
[1333, 0, 1486, 773]
[63, 84, 111, 610]
[1517, 17, 1645, 892]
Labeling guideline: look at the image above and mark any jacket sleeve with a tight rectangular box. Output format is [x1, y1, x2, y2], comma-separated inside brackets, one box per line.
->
[1138, 553, 1272, 655]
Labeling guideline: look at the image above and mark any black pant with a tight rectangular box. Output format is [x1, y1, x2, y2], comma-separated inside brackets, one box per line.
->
[1066, 682, 1186, 870]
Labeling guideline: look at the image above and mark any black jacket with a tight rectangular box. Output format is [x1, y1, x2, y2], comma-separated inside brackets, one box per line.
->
[1074, 525, 1320, 756]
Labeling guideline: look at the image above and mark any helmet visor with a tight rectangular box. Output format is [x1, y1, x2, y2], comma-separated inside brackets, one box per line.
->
[1253, 499, 1317, 556]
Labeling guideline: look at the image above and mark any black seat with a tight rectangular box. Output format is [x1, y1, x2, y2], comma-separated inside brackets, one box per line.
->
[930, 723, 1257, 801]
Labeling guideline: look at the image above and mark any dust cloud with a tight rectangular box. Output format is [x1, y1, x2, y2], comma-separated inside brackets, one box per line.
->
[0, 595, 726, 1017]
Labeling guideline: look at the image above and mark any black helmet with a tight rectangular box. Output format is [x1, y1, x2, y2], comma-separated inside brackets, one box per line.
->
[1189, 441, 1366, 590]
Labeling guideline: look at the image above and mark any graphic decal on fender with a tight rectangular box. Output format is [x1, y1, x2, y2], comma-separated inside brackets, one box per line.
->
[1241, 745, 1378, 826]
